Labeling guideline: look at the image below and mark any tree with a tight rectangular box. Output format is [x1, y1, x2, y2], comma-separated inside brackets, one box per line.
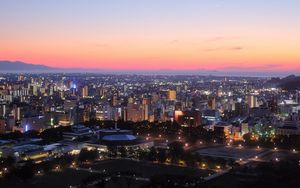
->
[148, 147, 157, 162]
[183, 152, 195, 167]
[24, 130, 39, 138]
[78, 148, 99, 162]
[168, 142, 184, 163]
[157, 148, 167, 163]
[0, 156, 15, 169]
[15, 161, 35, 181]
[137, 149, 149, 161]
[119, 147, 127, 158]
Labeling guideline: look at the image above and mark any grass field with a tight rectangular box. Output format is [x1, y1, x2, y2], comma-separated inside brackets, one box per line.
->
[82, 159, 212, 178]
[0, 159, 212, 188]
[0, 168, 92, 188]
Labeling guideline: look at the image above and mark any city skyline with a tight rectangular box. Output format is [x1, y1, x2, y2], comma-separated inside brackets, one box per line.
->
[1, 1, 300, 187]
[1, 0, 300, 73]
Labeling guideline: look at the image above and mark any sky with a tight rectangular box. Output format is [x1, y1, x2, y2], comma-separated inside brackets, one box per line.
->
[1, 0, 300, 73]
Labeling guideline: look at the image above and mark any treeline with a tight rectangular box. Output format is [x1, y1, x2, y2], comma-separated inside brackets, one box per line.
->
[242, 132, 300, 150]
[1, 120, 225, 144]
[117, 142, 236, 170]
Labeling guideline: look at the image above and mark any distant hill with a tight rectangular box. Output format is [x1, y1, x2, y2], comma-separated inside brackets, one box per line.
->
[0, 61, 53, 71]
[267, 74, 300, 90]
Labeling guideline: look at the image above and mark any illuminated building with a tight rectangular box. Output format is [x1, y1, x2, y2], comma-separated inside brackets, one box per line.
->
[208, 98, 216, 110]
[12, 144, 49, 162]
[247, 95, 258, 108]
[64, 98, 77, 111]
[85, 127, 154, 152]
[241, 122, 249, 135]
[63, 125, 93, 141]
[13, 106, 21, 121]
[214, 122, 232, 138]
[17, 74, 25, 81]
[82, 85, 89, 98]
[0, 103, 6, 117]
[174, 110, 201, 127]
[127, 97, 134, 104]
[126, 103, 145, 122]
[202, 109, 221, 125]
[111, 95, 118, 106]
[167, 90, 176, 100]
[18, 116, 46, 132]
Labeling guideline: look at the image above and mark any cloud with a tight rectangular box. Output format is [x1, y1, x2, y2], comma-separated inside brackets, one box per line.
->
[94, 43, 110, 47]
[203, 36, 241, 43]
[204, 36, 226, 43]
[263, 64, 282, 68]
[222, 63, 284, 71]
[168, 36, 242, 46]
[203, 46, 244, 52]
[169, 40, 179, 44]
[231, 46, 243, 50]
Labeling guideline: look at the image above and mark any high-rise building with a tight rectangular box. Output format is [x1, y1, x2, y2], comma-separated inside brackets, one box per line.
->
[17, 74, 25, 81]
[0, 104, 6, 117]
[296, 90, 300, 104]
[111, 95, 118, 106]
[167, 90, 176, 100]
[126, 103, 144, 122]
[31, 85, 38, 96]
[142, 97, 150, 105]
[143, 104, 149, 121]
[64, 99, 77, 111]
[208, 98, 216, 110]
[82, 86, 89, 98]
[247, 95, 258, 108]
[13, 105, 21, 121]
[0, 118, 6, 134]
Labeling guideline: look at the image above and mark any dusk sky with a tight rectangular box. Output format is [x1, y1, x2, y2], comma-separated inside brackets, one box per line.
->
[1, 0, 300, 72]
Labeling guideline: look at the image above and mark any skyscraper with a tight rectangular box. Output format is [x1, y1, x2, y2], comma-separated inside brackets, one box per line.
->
[167, 90, 176, 101]
[82, 86, 89, 98]
[247, 95, 258, 108]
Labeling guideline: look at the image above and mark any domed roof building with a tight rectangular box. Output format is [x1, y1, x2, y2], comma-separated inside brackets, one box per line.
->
[102, 134, 137, 141]
[84, 122, 153, 151]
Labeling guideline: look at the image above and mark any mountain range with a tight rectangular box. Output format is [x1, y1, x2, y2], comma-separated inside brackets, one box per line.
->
[267, 74, 300, 90]
[0, 61, 53, 71]
[0, 60, 299, 78]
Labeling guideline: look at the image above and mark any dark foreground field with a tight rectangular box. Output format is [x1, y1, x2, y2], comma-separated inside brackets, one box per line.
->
[0, 159, 211, 188]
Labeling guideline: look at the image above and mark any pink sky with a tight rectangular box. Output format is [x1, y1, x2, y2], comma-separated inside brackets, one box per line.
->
[1, 0, 300, 72]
